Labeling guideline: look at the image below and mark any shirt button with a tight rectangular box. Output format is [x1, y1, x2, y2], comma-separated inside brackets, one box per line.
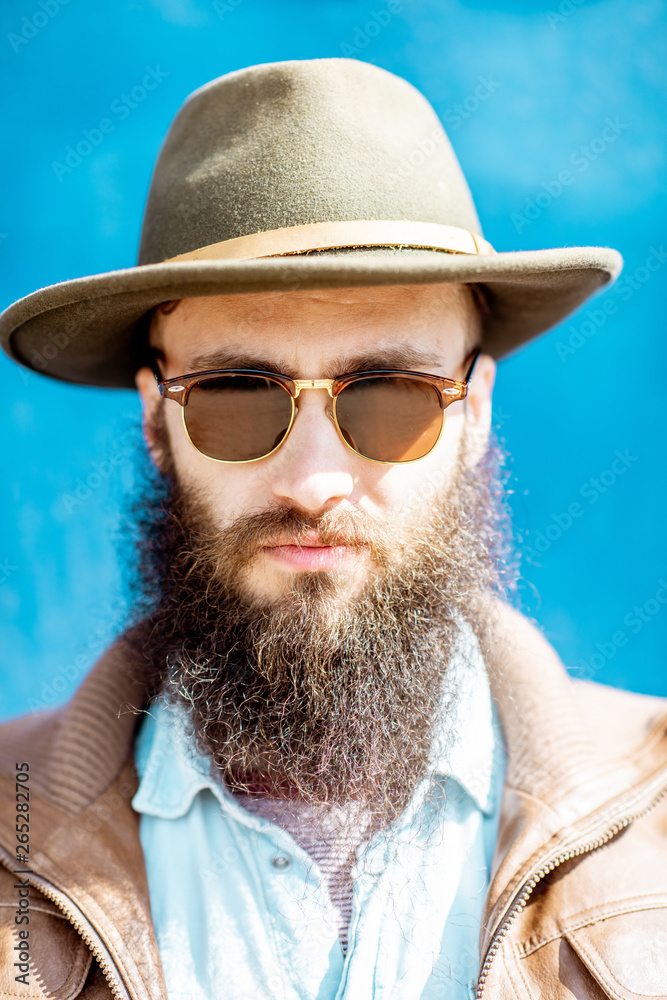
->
[271, 853, 292, 871]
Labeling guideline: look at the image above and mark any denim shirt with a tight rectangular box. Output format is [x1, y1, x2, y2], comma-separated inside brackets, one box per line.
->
[133, 636, 506, 1000]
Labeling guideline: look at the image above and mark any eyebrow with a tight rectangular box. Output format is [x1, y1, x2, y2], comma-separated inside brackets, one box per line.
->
[183, 344, 456, 379]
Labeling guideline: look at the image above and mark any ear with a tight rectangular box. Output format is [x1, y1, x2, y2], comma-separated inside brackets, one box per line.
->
[462, 353, 496, 467]
[135, 366, 168, 472]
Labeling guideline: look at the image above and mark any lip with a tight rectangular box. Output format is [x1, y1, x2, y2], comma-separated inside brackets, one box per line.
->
[262, 535, 359, 571]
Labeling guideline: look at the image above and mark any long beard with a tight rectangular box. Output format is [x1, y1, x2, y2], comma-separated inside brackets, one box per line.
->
[124, 417, 514, 840]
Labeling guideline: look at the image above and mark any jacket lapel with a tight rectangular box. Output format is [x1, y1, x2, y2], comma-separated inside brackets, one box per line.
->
[479, 609, 667, 954]
[0, 636, 168, 999]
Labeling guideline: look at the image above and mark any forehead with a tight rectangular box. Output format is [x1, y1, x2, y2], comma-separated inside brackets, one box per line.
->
[150, 283, 476, 376]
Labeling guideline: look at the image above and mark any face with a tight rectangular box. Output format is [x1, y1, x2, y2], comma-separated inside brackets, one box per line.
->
[131, 283, 506, 825]
[135, 283, 496, 607]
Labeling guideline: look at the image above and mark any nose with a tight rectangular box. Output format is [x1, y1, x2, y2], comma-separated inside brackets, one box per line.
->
[268, 391, 356, 513]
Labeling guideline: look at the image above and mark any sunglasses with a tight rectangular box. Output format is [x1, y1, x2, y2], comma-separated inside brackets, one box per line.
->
[154, 349, 480, 465]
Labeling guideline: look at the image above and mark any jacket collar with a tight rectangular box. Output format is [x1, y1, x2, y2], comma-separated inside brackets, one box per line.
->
[0, 636, 162, 1000]
[480, 607, 667, 952]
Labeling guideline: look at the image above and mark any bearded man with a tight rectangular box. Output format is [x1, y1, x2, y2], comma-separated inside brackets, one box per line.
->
[0, 58, 666, 1000]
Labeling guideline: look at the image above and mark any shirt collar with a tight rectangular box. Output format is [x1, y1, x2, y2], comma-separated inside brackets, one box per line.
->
[427, 621, 505, 816]
[132, 625, 504, 822]
[133, 695, 217, 819]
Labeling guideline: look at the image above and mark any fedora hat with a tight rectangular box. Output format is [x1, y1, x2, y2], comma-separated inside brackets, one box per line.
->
[0, 58, 622, 388]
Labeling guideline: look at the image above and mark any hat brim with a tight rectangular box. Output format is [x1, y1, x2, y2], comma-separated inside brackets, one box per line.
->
[0, 245, 622, 388]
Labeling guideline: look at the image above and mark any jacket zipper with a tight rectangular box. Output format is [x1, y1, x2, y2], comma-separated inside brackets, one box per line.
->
[0, 847, 129, 1000]
[475, 780, 667, 999]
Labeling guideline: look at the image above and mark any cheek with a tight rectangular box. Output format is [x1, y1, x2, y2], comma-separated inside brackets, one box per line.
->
[363, 411, 464, 520]
[164, 406, 270, 525]
[164, 404, 203, 477]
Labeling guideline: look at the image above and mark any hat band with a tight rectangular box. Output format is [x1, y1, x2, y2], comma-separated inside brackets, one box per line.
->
[162, 220, 495, 264]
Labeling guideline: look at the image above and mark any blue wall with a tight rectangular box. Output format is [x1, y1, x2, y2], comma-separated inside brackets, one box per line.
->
[1, 0, 665, 720]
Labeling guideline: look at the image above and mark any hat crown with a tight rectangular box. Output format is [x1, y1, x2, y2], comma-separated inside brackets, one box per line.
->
[138, 58, 482, 265]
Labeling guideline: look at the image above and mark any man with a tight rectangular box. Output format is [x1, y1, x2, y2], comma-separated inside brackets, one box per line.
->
[0, 57, 666, 1000]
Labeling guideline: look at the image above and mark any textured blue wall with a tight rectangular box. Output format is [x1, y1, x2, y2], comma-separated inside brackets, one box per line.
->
[1, 0, 665, 720]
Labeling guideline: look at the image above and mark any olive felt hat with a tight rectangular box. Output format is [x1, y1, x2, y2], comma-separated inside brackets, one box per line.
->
[0, 58, 622, 388]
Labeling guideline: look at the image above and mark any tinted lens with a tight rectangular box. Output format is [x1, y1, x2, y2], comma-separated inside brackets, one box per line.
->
[184, 375, 293, 461]
[335, 376, 443, 462]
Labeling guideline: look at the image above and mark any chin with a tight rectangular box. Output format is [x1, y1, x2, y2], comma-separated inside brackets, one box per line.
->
[241, 563, 369, 613]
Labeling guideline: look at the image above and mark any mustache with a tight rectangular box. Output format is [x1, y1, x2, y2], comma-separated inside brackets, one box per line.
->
[170, 493, 402, 574]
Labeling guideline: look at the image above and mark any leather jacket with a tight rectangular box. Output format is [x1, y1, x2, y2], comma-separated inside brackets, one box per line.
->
[1, 618, 666, 1000]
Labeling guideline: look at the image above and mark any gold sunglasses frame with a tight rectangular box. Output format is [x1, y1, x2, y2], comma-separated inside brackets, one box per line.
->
[154, 349, 481, 465]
